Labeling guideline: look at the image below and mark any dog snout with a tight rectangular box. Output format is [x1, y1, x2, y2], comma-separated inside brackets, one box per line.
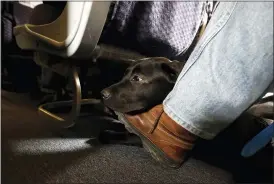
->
[101, 89, 111, 100]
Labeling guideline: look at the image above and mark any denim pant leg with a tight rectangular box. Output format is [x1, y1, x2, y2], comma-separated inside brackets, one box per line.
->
[163, 2, 273, 140]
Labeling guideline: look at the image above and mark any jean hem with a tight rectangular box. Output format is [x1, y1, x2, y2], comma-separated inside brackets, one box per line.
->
[163, 103, 216, 140]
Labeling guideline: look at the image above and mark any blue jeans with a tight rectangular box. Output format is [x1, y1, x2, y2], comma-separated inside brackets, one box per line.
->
[163, 2, 273, 140]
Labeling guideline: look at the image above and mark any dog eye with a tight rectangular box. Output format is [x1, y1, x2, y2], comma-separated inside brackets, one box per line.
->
[131, 75, 142, 82]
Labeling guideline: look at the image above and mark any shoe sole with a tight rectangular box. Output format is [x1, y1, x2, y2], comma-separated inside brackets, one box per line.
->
[116, 112, 182, 169]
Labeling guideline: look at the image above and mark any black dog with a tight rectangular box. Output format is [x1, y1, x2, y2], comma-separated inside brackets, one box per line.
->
[96, 57, 185, 145]
[98, 58, 273, 179]
[101, 57, 185, 113]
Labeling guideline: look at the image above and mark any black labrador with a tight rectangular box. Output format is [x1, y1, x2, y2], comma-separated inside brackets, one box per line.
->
[97, 57, 185, 144]
[99, 57, 273, 180]
[101, 57, 185, 113]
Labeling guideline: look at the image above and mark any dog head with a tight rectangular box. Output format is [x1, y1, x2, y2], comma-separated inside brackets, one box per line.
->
[101, 57, 185, 113]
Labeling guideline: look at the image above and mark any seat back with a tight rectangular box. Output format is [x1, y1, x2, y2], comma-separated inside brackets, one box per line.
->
[14, 2, 111, 59]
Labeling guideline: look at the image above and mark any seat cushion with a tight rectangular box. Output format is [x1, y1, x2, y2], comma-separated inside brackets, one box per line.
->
[100, 1, 205, 59]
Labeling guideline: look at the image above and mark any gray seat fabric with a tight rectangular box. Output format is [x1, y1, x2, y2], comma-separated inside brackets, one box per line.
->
[100, 1, 206, 58]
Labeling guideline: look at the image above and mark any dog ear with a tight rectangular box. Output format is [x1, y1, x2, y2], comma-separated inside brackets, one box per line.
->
[160, 61, 184, 83]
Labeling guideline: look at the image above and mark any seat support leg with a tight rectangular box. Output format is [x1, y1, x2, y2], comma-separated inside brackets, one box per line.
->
[38, 67, 82, 127]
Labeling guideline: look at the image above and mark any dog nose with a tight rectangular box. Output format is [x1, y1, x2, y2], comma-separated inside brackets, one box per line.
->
[101, 89, 111, 100]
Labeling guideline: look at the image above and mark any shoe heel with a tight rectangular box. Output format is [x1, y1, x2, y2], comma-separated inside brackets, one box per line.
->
[118, 112, 181, 169]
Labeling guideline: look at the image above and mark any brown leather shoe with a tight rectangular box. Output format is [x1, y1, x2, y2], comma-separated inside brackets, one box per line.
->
[116, 104, 198, 168]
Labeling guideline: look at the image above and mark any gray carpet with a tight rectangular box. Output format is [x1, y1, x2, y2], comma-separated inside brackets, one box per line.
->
[3, 141, 233, 184]
[1, 90, 271, 184]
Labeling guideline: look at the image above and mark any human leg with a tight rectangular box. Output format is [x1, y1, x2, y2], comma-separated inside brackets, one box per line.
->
[118, 2, 273, 167]
[163, 2, 273, 140]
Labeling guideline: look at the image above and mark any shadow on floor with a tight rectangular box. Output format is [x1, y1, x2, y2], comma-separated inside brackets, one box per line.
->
[1, 90, 272, 183]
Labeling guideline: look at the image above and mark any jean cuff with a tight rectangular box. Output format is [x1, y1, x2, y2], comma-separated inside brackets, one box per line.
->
[163, 102, 216, 140]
